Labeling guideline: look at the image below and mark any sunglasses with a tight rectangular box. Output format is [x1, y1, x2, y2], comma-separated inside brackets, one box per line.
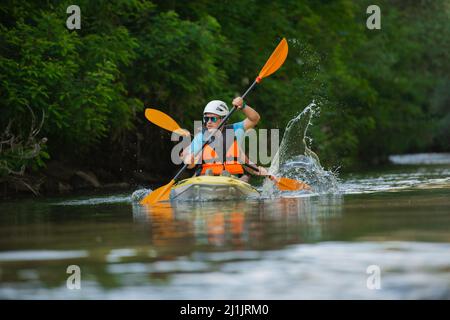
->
[203, 116, 221, 123]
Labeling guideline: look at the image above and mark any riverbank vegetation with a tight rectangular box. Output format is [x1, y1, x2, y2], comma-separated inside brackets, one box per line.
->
[1, 0, 449, 196]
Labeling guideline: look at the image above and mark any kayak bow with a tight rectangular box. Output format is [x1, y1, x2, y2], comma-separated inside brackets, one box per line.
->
[168, 176, 259, 202]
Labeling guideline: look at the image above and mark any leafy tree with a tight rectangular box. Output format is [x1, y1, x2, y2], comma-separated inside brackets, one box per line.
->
[1, 0, 449, 189]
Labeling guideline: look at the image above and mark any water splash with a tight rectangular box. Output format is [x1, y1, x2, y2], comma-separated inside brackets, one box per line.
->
[131, 188, 152, 202]
[55, 194, 131, 206]
[264, 102, 339, 196]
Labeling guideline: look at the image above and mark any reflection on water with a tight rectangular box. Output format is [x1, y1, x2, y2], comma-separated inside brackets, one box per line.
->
[341, 166, 450, 194]
[389, 153, 450, 165]
[132, 196, 342, 248]
[1, 162, 450, 299]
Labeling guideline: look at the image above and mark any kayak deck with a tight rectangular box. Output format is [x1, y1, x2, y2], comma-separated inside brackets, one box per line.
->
[169, 175, 260, 202]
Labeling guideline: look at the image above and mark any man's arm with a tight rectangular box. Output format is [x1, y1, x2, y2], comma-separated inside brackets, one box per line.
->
[232, 97, 260, 131]
[240, 151, 269, 176]
[181, 149, 196, 169]
[181, 134, 203, 169]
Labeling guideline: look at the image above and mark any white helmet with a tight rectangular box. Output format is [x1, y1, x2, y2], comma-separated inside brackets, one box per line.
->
[203, 100, 229, 117]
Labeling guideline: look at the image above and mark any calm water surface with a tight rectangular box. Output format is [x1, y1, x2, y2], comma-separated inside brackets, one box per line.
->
[1, 161, 449, 299]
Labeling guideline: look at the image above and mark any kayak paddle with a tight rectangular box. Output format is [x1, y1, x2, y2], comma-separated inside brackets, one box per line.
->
[145, 109, 191, 137]
[144, 109, 311, 191]
[242, 163, 311, 191]
[141, 38, 289, 205]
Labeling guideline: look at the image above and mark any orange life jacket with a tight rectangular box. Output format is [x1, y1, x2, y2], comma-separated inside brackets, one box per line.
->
[200, 127, 244, 176]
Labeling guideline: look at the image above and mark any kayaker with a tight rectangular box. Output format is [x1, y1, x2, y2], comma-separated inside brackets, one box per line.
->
[182, 97, 265, 181]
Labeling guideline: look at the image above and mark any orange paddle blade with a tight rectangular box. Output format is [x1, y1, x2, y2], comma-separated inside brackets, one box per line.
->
[140, 179, 175, 205]
[257, 38, 288, 82]
[145, 109, 189, 136]
[274, 177, 311, 191]
[173, 128, 191, 137]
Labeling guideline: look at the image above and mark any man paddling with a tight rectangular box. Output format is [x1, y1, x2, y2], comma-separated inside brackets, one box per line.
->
[182, 97, 267, 181]
[140, 38, 312, 205]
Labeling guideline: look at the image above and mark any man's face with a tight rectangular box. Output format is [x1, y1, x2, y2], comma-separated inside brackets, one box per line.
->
[204, 113, 222, 131]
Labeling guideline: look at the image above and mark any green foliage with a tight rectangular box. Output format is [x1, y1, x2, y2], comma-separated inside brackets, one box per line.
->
[1, 0, 449, 180]
[1, 1, 140, 154]
[0, 106, 49, 178]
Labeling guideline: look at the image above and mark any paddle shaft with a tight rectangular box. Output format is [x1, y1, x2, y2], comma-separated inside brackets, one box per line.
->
[171, 80, 258, 182]
[242, 162, 276, 179]
[242, 162, 263, 173]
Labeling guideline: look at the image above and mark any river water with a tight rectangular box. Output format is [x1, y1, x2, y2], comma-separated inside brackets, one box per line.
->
[0, 154, 449, 299]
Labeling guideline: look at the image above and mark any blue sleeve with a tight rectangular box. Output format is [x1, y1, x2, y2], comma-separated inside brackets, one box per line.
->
[190, 133, 203, 155]
[232, 121, 246, 142]
[190, 121, 245, 154]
